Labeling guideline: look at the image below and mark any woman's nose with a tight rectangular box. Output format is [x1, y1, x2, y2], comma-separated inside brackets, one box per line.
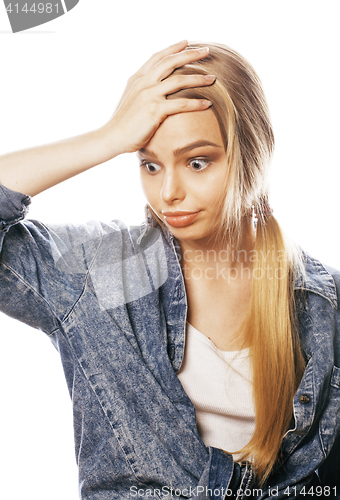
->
[160, 171, 185, 204]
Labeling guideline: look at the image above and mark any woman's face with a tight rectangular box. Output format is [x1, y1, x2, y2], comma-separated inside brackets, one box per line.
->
[138, 109, 229, 247]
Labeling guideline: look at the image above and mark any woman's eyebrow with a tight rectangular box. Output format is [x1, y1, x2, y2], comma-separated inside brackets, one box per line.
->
[138, 140, 223, 159]
[172, 140, 223, 157]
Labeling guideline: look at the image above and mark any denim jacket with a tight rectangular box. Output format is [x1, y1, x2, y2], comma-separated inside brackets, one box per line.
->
[0, 183, 339, 499]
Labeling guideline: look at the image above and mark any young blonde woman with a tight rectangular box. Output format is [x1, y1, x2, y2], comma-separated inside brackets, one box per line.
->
[0, 41, 339, 498]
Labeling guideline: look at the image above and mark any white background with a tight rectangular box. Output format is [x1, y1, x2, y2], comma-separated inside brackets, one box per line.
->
[0, 1, 339, 498]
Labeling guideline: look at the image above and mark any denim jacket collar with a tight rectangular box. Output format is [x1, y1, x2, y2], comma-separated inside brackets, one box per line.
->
[293, 253, 338, 308]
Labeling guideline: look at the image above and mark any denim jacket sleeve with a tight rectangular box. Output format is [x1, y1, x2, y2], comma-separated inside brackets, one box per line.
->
[318, 433, 340, 488]
[0, 183, 59, 331]
[0, 183, 105, 334]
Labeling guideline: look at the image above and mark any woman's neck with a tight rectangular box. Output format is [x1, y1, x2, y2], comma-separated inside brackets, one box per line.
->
[177, 217, 255, 351]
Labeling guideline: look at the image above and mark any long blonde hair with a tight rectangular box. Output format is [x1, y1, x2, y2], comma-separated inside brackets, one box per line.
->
[169, 42, 306, 484]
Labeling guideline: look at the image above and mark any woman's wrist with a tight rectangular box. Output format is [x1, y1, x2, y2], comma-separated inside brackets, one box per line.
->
[97, 119, 131, 160]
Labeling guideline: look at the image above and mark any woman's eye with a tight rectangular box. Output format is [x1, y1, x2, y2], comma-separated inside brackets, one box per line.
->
[188, 158, 210, 172]
[142, 162, 161, 174]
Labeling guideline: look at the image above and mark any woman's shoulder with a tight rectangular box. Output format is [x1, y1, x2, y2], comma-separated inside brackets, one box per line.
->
[294, 250, 340, 309]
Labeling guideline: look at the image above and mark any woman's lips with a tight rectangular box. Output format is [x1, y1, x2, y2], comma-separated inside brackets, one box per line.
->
[162, 211, 200, 228]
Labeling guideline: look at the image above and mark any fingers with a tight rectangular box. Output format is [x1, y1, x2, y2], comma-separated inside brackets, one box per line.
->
[131, 41, 188, 83]
[140, 40, 188, 74]
[110, 43, 214, 154]
[162, 97, 212, 118]
[150, 47, 210, 83]
[159, 74, 216, 96]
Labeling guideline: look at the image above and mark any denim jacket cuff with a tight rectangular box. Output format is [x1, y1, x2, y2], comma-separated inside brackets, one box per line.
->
[0, 184, 31, 230]
[192, 447, 256, 499]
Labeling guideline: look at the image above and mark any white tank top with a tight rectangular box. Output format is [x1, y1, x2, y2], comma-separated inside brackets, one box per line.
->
[177, 323, 255, 455]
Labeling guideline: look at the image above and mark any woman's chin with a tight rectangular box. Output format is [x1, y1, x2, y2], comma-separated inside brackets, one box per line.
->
[166, 224, 217, 246]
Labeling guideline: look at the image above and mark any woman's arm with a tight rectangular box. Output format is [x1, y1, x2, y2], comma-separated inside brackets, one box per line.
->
[0, 41, 213, 197]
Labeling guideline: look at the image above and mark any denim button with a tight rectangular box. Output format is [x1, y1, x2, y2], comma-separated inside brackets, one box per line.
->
[299, 394, 311, 404]
[169, 346, 175, 360]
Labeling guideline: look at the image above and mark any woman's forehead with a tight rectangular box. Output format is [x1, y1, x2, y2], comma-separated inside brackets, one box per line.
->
[144, 109, 224, 156]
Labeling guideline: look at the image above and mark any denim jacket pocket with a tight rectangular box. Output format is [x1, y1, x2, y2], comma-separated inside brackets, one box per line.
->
[281, 356, 315, 456]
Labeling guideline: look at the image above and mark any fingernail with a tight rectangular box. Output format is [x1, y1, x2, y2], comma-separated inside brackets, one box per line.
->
[203, 100, 213, 107]
[204, 75, 216, 82]
[198, 47, 209, 54]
